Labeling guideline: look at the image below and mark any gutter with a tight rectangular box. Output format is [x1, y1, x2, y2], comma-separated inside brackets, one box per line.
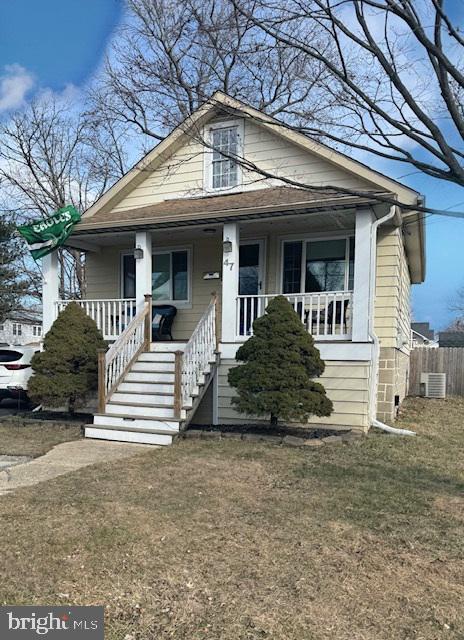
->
[368, 204, 416, 436]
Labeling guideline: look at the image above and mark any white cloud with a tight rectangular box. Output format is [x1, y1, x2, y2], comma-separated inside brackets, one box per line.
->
[0, 64, 35, 112]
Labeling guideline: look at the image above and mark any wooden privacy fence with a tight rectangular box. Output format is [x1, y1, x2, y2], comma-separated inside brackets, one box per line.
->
[409, 347, 464, 396]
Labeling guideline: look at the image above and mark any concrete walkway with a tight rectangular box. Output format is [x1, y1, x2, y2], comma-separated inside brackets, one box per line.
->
[0, 439, 153, 495]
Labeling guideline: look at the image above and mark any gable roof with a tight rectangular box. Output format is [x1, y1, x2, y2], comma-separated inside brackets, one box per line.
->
[78, 91, 424, 281]
[83, 91, 420, 220]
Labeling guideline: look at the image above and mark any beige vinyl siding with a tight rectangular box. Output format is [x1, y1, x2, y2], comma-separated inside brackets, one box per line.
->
[85, 246, 130, 299]
[113, 138, 205, 212]
[398, 239, 412, 352]
[374, 228, 401, 348]
[113, 119, 374, 213]
[85, 237, 223, 341]
[374, 226, 412, 352]
[241, 120, 370, 191]
[217, 359, 371, 430]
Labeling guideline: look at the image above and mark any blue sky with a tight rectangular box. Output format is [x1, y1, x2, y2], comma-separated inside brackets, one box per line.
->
[0, 0, 462, 330]
[0, 0, 123, 93]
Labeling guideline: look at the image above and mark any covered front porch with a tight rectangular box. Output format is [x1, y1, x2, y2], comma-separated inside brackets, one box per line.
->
[42, 205, 378, 347]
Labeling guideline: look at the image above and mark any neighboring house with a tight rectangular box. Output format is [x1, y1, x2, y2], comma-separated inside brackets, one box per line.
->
[411, 321, 438, 347]
[0, 308, 42, 346]
[42, 92, 425, 445]
[438, 331, 464, 347]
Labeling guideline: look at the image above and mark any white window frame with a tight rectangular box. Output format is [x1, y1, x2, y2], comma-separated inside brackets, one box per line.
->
[12, 323, 22, 336]
[203, 119, 244, 194]
[120, 246, 193, 309]
[33, 325, 42, 337]
[279, 233, 355, 294]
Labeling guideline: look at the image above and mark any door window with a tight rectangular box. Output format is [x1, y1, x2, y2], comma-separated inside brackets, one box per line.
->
[239, 243, 261, 295]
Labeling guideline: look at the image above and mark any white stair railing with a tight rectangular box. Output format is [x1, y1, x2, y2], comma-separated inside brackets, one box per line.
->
[97, 295, 152, 413]
[174, 294, 218, 417]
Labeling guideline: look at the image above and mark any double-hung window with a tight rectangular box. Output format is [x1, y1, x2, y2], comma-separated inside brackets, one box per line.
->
[122, 248, 191, 306]
[207, 122, 242, 190]
[282, 238, 354, 294]
[12, 323, 22, 336]
[152, 250, 189, 303]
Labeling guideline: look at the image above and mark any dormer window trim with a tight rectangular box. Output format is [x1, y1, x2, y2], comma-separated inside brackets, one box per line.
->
[203, 119, 244, 194]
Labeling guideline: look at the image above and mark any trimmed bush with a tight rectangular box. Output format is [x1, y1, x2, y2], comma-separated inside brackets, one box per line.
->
[228, 295, 333, 426]
[29, 302, 106, 413]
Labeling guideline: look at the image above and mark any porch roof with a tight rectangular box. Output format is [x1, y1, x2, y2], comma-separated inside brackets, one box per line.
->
[73, 186, 389, 234]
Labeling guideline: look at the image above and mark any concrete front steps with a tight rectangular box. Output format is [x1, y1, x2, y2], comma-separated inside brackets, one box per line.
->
[85, 343, 187, 446]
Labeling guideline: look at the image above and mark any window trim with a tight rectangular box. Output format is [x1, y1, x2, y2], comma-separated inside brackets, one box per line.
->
[203, 119, 244, 194]
[279, 233, 355, 294]
[120, 246, 193, 309]
[12, 323, 22, 336]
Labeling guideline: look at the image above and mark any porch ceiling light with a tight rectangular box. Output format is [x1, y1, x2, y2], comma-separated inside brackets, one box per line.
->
[203, 227, 216, 235]
[223, 239, 233, 253]
[134, 246, 144, 260]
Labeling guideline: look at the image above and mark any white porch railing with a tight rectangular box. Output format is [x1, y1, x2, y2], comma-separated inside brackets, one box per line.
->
[236, 291, 353, 340]
[175, 294, 218, 415]
[55, 299, 136, 340]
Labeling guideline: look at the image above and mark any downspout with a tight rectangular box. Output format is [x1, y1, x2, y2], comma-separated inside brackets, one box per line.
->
[368, 204, 416, 436]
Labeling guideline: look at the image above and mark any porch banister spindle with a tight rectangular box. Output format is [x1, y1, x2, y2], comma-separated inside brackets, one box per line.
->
[173, 351, 183, 419]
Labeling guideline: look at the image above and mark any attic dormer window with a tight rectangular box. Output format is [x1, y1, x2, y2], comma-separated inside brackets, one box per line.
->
[209, 123, 241, 190]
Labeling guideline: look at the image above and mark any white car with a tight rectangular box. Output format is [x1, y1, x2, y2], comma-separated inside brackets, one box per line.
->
[0, 345, 40, 403]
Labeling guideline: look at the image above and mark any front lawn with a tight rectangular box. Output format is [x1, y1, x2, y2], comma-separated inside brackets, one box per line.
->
[0, 397, 463, 639]
[0, 419, 82, 457]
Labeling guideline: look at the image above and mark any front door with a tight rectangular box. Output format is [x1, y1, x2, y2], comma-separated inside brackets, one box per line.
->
[239, 242, 263, 295]
[239, 241, 263, 334]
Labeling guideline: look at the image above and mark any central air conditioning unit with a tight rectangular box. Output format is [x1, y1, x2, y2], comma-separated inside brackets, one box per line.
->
[420, 373, 447, 398]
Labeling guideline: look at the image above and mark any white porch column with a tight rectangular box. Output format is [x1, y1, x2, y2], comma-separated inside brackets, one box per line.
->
[42, 251, 59, 335]
[221, 222, 240, 343]
[351, 208, 374, 342]
[135, 231, 152, 310]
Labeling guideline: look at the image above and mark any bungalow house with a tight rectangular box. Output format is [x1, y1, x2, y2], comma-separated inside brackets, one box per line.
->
[0, 308, 42, 346]
[41, 92, 425, 445]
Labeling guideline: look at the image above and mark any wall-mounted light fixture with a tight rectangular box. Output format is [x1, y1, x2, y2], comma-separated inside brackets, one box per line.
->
[223, 238, 233, 253]
[134, 246, 144, 260]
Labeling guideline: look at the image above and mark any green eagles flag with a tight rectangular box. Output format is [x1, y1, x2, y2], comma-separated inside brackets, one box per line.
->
[17, 205, 81, 260]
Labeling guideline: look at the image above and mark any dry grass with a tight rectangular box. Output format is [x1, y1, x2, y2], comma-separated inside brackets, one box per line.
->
[0, 397, 463, 639]
[0, 420, 82, 457]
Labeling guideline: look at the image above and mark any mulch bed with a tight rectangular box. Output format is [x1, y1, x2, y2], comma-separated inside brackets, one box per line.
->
[13, 410, 92, 423]
[184, 423, 365, 448]
[190, 423, 345, 439]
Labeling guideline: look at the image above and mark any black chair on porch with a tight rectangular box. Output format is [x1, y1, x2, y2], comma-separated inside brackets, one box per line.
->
[152, 305, 177, 341]
[305, 299, 350, 334]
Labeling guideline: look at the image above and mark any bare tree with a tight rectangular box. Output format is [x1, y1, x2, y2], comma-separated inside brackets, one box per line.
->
[231, 0, 464, 187]
[448, 285, 464, 329]
[0, 96, 127, 299]
[93, 0, 339, 150]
